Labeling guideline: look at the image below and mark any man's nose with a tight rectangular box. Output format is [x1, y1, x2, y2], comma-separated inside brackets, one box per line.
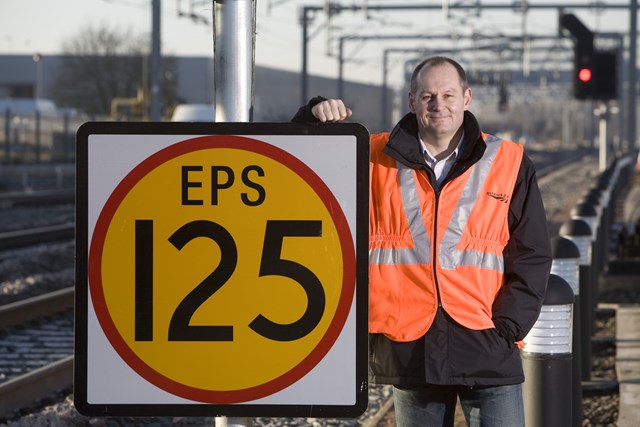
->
[429, 96, 443, 110]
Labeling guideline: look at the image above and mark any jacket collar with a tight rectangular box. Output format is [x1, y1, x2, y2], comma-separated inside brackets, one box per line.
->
[383, 110, 486, 172]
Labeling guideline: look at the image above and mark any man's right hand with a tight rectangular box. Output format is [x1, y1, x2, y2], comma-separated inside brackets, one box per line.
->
[311, 99, 353, 122]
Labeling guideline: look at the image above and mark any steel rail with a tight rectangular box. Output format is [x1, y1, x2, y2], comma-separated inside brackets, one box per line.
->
[0, 355, 73, 420]
[0, 223, 75, 250]
[0, 287, 74, 328]
[0, 188, 75, 208]
[0, 289, 75, 419]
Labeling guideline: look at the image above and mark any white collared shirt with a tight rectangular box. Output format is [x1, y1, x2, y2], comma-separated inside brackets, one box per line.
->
[420, 134, 464, 187]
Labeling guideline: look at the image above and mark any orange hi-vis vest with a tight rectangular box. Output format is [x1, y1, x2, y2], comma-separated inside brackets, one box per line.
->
[368, 132, 524, 342]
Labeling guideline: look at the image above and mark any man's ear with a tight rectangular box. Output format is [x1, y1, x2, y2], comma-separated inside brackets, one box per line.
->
[408, 91, 416, 114]
[464, 88, 472, 111]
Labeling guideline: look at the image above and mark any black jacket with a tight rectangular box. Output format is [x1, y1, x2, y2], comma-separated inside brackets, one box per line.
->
[294, 99, 552, 387]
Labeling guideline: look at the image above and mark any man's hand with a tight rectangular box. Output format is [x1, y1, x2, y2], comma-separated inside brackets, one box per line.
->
[311, 99, 353, 122]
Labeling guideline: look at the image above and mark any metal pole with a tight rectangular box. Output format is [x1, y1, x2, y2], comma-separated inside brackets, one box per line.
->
[63, 112, 70, 162]
[33, 53, 43, 99]
[213, 2, 255, 422]
[214, 0, 254, 123]
[617, 35, 624, 156]
[300, 6, 309, 106]
[629, 0, 638, 151]
[4, 108, 10, 164]
[338, 37, 344, 100]
[382, 50, 389, 131]
[35, 110, 40, 163]
[598, 106, 608, 171]
[150, 0, 161, 121]
[562, 104, 571, 147]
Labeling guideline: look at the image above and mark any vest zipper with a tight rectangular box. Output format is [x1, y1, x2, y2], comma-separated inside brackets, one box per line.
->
[433, 186, 443, 308]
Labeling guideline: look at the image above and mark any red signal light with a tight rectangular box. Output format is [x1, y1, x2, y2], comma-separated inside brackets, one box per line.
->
[578, 67, 592, 83]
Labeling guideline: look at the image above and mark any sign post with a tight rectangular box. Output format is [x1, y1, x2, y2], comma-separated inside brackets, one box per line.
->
[74, 122, 369, 418]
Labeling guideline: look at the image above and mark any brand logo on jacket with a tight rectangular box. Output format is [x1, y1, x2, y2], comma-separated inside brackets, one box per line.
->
[487, 191, 509, 203]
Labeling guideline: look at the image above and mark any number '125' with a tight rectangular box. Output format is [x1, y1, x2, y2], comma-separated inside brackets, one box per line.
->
[134, 219, 326, 343]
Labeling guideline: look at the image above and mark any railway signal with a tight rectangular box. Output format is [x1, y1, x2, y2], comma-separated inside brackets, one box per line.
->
[561, 12, 618, 101]
[573, 47, 618, 101]
[591, 50, 618, 101]
[577, 67, 592, 83]
[573, 40, 594, 100]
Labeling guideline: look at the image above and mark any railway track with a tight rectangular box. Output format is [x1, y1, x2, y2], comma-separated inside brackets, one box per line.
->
[0, 289, 74, 420]
[0, 223, 75, 251]
[0, 149, 626, 426]
[0, 287, 74, 329]
[0, 189, 75, 209]
[0, 190, 76, 420]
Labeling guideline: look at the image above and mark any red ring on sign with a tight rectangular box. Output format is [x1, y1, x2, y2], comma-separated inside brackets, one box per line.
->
[88, 135, 356, 403]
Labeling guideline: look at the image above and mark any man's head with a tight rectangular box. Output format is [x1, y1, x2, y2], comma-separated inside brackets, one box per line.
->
[408, 56, 472, 145]
[410, 56, 469, 95]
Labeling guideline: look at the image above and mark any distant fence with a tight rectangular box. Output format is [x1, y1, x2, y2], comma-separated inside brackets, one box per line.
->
[0, 109, 89, 164]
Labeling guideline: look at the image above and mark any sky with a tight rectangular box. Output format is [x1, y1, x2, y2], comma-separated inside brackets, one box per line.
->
[0, 0, 635, 87]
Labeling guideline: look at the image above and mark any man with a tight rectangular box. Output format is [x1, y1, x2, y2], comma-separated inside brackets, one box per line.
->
[293, 56, 552, 427]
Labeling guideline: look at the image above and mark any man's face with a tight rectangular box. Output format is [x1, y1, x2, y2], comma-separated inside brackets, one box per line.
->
[408, 62, 472, 142]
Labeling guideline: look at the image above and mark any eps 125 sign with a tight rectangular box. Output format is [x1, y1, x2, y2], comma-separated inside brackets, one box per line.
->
[74, 122, 369, 417]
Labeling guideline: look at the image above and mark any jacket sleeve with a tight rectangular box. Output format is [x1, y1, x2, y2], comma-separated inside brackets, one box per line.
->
[492, 154, 552, 342]
[291, 96, 327, 123]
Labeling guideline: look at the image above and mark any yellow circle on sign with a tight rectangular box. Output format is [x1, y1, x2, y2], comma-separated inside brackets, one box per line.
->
[89, 135, 355, 403]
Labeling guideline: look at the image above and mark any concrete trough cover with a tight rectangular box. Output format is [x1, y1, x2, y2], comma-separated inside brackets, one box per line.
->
[615, 305, 640, 426]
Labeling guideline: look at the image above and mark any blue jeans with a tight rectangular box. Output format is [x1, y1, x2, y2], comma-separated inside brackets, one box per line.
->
[393, 383, 524, 427]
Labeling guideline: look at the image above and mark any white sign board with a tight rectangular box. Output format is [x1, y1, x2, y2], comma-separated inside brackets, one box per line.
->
[74, 122, 369, 417]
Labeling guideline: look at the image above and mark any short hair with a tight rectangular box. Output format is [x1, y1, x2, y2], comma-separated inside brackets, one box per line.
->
[410, 56, 468, 95]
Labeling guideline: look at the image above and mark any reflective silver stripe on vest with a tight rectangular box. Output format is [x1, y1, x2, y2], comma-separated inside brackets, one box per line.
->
[369, 164, 431, 265]
[369, 135, 507, 273]
[439, 135, 504, 272]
